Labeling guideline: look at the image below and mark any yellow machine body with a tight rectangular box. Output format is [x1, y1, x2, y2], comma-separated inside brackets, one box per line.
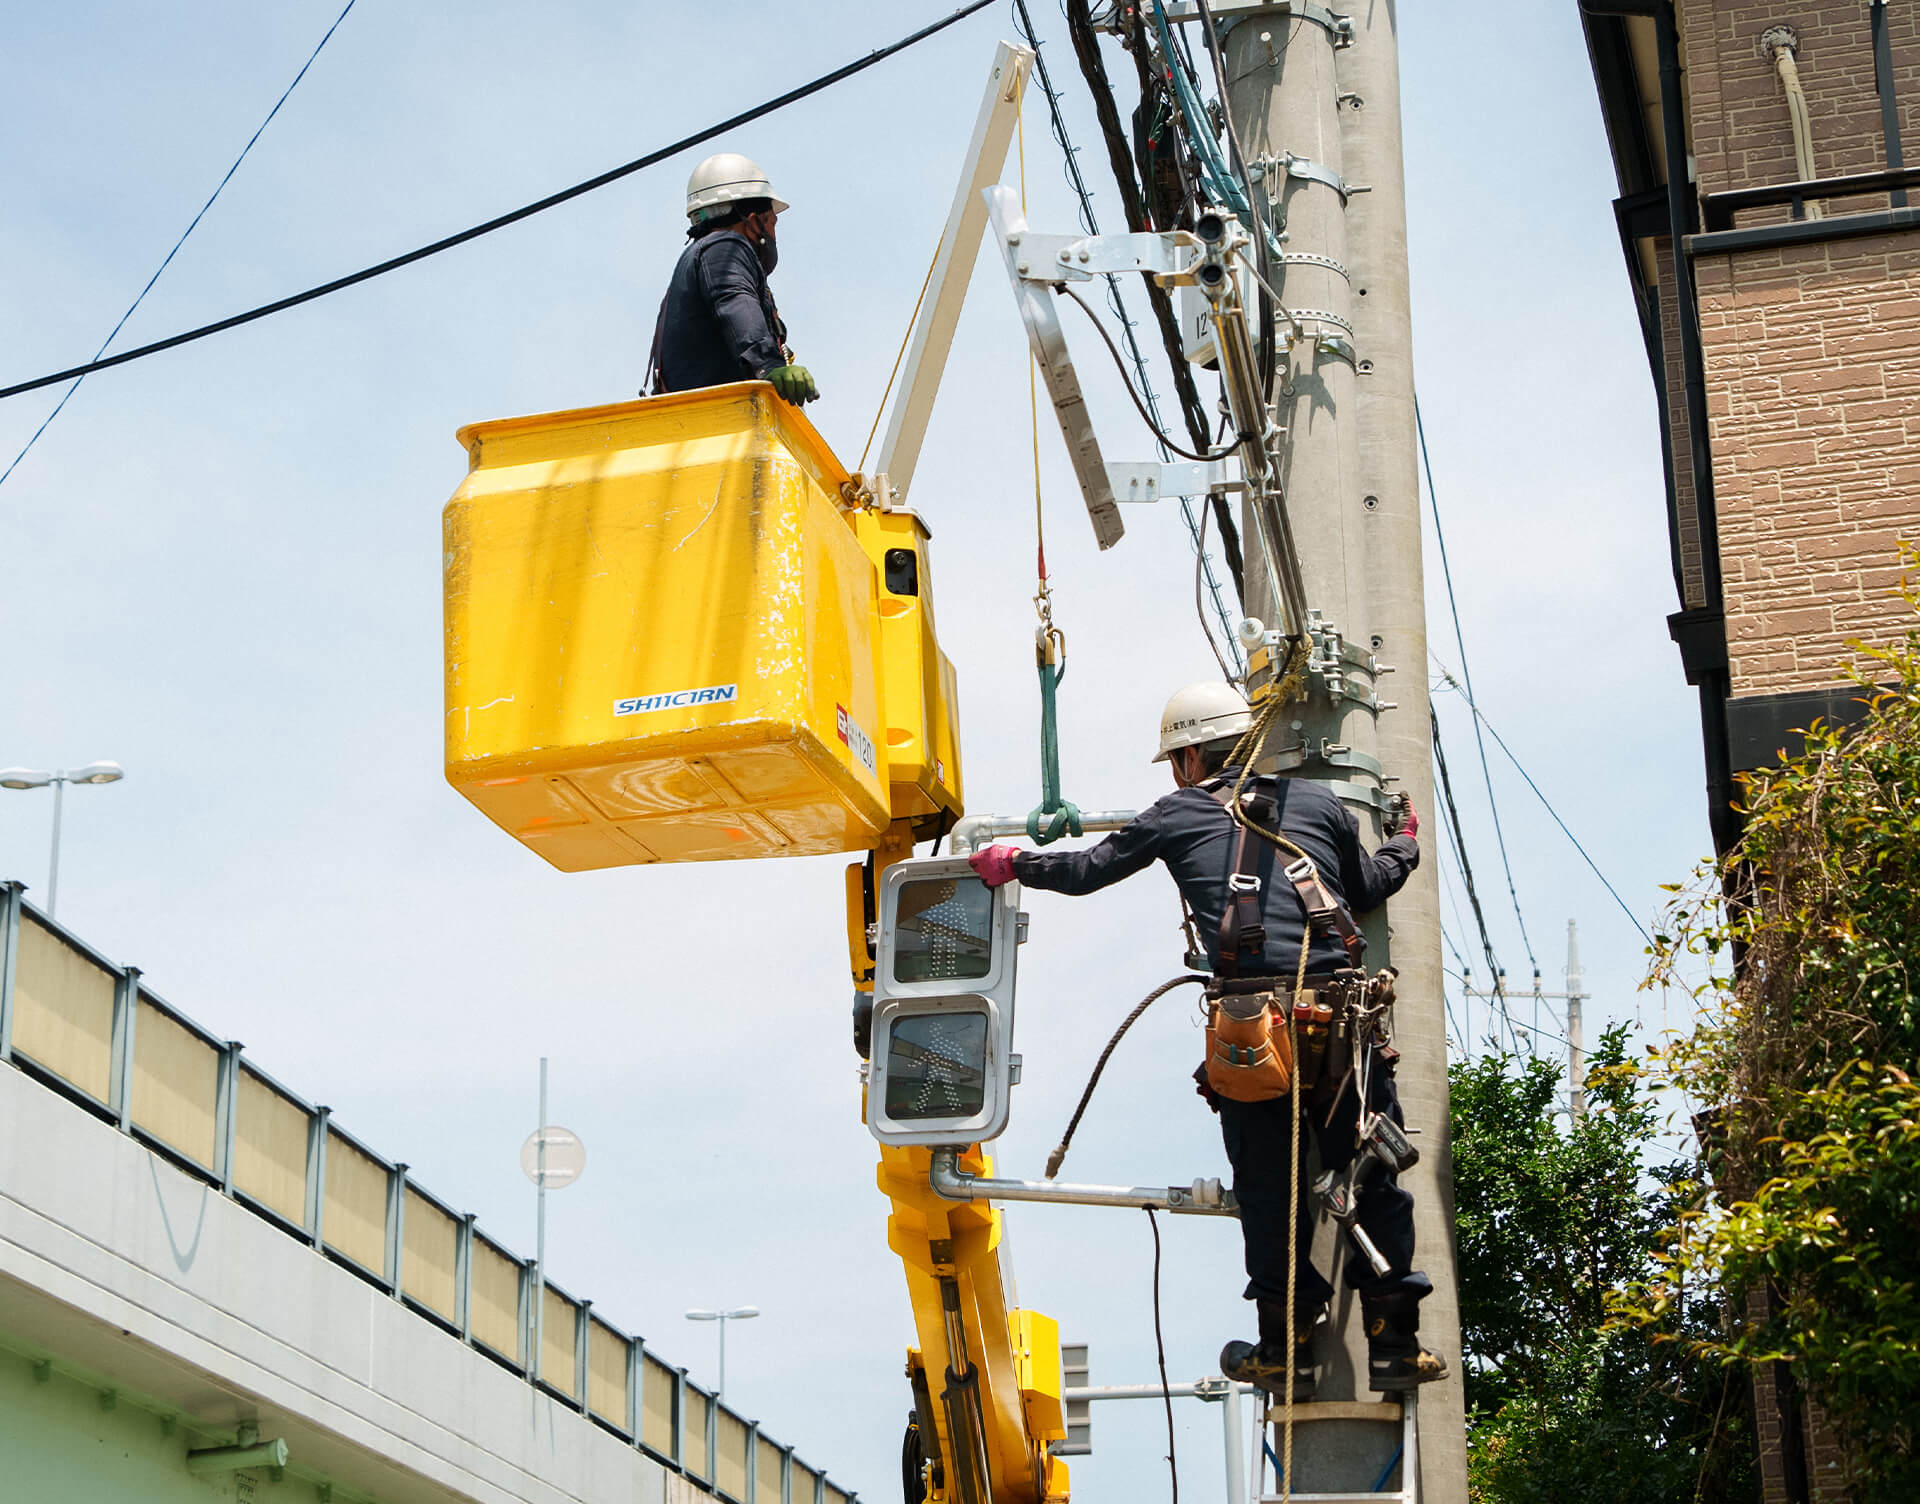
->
[443, 385, 891, 870]
[849, 507, 964, 827]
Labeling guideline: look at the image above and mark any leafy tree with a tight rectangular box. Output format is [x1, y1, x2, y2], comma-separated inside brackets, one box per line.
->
[1621, 592, 1920, 1500]
[1452, 1027, 1753, 1501]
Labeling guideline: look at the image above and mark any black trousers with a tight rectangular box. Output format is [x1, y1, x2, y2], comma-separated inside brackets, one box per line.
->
[1215, 1056, 1431, 1329]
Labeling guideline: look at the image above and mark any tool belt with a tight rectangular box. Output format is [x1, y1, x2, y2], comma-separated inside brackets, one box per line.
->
[1199, 779, 1393, 1105]
[1203, 976, 1366, 1104]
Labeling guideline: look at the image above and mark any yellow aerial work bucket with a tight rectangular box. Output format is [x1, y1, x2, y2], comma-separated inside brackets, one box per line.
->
[445, 384, 910, 871]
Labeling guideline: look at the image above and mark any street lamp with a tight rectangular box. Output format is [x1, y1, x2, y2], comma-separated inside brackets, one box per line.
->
[684, 1305, 758, 1400]
[0, 761, 124, 918]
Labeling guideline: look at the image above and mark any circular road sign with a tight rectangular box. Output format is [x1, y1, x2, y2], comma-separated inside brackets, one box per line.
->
[520, 1126, 587, 1189]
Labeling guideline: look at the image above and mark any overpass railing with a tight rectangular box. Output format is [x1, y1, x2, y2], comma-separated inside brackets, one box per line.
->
[0, 879, 855, 1504]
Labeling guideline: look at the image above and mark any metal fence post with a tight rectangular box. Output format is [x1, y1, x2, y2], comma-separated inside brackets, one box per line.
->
[746, 1421, 760, 1504]
[456, 1213, 476, 1342]
[385, 1165, 409, 1298]
[628, 1336, 644, 1442]
[213, 1042, 242, 1193]
[517, 1257, 533, 1376]
[109, 966, 140, 1130]
[675, 1368, 688, 1471]
[781, 1443, 795, 1504]
[707, 1391, 717, 1487]
[305, 1106, 330, 1247]
[0, 880, 23, 1062]
[575, 1299, 592, 1414]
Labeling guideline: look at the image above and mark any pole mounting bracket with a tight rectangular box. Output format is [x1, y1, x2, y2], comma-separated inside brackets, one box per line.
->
[1104, 460, 1244, 503]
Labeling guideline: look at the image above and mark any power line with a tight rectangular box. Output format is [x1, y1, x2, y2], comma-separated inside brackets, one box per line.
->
[1416, 395, 1539, 975]
[1430, 660, 1655, 949]
[0, 0, 997, 404]
[1, 0, 359, 487]
[1431, 709, 1502, 987]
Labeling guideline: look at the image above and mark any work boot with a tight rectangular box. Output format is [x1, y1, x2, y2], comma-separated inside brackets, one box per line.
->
[1363, 1305, 1448, 1392]
[1221, 1300, 1322, 1399]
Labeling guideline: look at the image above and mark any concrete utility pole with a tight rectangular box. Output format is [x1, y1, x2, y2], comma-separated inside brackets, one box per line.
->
[1223, 6, 1468, 1499]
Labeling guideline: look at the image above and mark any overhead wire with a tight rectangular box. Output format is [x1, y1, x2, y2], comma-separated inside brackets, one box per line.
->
[1430, 659, 1656, 948]
[1416, 395, 1540, 976]
[1, 0, 360, 486]
[1056, 285, 1235, 462]
[0, 0, 999, 403]
[1433, 711, 1524, 1056]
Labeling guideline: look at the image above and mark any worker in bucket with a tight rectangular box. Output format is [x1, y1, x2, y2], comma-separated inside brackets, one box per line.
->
[646, 152, 818, 405]
[968, 681, 1447, 1398]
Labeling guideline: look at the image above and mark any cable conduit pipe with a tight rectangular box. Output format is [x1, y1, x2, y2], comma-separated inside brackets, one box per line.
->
[1761, 27, 1822, 219]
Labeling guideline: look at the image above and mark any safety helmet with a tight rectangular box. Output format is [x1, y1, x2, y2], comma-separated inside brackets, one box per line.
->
[1154, 681, 1252, 763]
[685, 153, 790, 222]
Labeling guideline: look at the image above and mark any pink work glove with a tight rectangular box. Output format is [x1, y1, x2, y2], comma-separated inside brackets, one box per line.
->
[1401, 804, 1420, 840]
[969, 844, 1019, 887]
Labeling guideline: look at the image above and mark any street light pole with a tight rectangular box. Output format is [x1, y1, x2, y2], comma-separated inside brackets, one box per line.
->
[0, 762, 125, 918]
[684, 1306, 759, 1401]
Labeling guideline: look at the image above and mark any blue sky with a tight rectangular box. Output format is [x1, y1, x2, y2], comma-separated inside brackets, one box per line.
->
[1, 2, 1708, 1496]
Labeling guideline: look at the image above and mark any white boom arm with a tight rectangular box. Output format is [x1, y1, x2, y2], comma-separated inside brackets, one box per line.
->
[872, 40, 1034, 502]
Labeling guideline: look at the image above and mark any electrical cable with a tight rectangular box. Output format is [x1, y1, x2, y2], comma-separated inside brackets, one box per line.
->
[1189, 0, 1280, 398]
[1433, 710, 1525, 1054]
[1416, 396, 1540, 974]
[1, 0, 360, 485]
[1430, 661, 1656, 948]
[1194, 486, 1238, 683]
[1044, 975, 1205, 1179]
[1028, 0, 1247, 622]
[1056, 284, 1236, 461]
[0, 0, 998, 403]
[1144, 1207, 1179, 1504]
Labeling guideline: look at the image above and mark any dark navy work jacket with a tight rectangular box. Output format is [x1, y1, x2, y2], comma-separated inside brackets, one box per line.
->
[1011, 771, 1418, 978]
[651, 229, 786, 394]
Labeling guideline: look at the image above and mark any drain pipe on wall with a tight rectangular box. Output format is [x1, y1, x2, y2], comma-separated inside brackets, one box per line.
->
[1761, 25, 1822, 217]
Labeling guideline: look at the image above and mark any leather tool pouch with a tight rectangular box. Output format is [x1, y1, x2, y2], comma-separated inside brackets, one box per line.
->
[1204, 988, 1294, 1101]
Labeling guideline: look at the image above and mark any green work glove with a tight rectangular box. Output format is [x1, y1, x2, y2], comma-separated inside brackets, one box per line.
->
[766, 363, 819, 404]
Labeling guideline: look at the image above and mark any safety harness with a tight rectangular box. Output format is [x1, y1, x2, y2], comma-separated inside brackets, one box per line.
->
[1200, 777, 1372, 1105]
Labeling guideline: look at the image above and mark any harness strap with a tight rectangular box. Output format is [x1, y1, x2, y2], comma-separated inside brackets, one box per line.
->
[1204, 778, 1366, 973]
[1214, 818, 1267, 979]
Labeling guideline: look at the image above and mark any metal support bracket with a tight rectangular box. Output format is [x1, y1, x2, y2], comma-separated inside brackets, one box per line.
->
[1251, 151, 1365, 203]
[1149, 0, 1354, 47]
[929, 1149, 1240, 1217]
[1005, 229, 1201, 284]
[1105, 460, 1243, 503]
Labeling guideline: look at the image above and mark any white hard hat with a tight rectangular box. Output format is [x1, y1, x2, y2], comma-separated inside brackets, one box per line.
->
[685, 153, 789, 221]
[1154, 681, 1252, 763]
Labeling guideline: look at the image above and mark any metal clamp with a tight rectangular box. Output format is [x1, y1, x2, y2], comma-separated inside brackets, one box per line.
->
[1281, 306, 1356, 338]
[1277, 250, 1351, 280]
[1253, 151, 1363, 203]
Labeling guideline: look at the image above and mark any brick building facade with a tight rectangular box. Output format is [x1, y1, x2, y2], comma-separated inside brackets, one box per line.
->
[1579, 2, 1918, 1499]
